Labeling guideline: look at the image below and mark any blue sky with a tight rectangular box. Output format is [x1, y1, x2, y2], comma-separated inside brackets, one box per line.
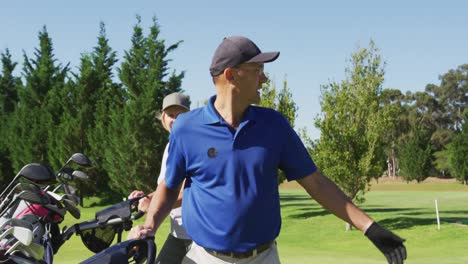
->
[1, 1, 467, 139]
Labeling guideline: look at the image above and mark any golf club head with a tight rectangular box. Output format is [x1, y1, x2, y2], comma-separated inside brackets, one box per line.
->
[60, 192, 79, 204]
[14, 182, 42, 193]
[0, 164, 54, 199]
[15, 191, 49, 206]
[72, 170, 89, 180]
[70, 153, 93, 167]
[46, 191, 63, 202]
[0, 226, 33, 246]
[0, 218, 33, 232]
[57, 168, 89, 181]
[62, 198, 80, 219]
[1, 235, 17, 250]
[9, 240, 45, 261]
[0, 191, 50, 217]
[17, 163, 56, 183]
[17, 214, 40, 225]
[0, 182, 36, 212]
[0, 218, 16, 231]
[0, 183, 42, 215]
[57, 167, 74, 180]
[3, 254, 38, 264]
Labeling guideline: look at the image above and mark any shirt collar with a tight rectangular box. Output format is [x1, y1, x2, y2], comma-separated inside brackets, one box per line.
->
[202, 95, 259, 125]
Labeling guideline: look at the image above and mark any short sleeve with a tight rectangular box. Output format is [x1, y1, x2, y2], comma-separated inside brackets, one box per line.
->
[164, 130, 187, 189]
[278, 116, 317, 181]
[157, 143, 169, 185]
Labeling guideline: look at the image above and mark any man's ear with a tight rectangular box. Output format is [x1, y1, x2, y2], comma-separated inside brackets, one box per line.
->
[225, 68, 235, 82]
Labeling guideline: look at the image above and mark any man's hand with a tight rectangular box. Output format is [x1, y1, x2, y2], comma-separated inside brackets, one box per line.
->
[365, 222, 407, 264]
[128, 190, 145, 199]
[128, 190, 151, 213]
[127, 225, 155, 240]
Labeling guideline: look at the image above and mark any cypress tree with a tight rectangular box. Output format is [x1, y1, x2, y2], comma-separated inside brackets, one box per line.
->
[0, 49, 21, 185]
[86, 22, 124, 200]
[399, 126, 433, 183]
[48, 22, 122, 201]
[104, 16, 184, 194]
[259, 77, 298, 184]
[447, 112, 468, 184]
[7, 26, 69, 170]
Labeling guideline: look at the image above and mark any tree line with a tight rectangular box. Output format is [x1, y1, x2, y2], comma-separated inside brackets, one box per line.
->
[1, 18, 467, 203]
[0, 16, 185, 201]
[311, 41, 468, 204]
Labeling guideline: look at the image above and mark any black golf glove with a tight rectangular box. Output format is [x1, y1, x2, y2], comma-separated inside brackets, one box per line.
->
[365, 222, 407, 264]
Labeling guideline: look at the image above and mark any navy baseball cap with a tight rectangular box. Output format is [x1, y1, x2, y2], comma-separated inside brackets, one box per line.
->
[209, 36, 280, 77]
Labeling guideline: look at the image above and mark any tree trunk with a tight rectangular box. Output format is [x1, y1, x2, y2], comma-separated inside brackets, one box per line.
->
[387, 150, 398, 178]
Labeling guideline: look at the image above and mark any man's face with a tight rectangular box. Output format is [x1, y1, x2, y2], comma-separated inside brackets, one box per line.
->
[163, 105, 188, 132]
[232, 62, 267, 105]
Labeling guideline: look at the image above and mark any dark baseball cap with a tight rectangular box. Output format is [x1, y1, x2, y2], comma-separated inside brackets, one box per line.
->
[209, 36, 280, 77]
[155, 92, 190, 120]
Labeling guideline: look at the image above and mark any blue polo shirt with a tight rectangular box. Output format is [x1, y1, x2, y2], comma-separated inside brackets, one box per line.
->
[164, 95, 317, 252]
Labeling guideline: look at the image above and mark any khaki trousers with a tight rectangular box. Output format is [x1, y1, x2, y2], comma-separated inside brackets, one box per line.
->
[181, 241, 281, 264]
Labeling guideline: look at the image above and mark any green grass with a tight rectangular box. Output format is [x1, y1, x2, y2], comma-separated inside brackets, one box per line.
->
[279, 183, 468, 264]
[54, 200, 171, 264]
[54, 182, 468, 263]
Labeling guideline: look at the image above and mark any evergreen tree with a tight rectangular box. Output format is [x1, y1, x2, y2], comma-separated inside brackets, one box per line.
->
[45, 23, 122, 201]
[259, 78, 276, 109]
[103, 16, 184, 194]
[398, 126, 433, 183]
[446, 111, 468, 184]
[259, 77, 298, 184]
[276, 78, 297, 128]
[7, 26, 69, 170]
[0, 49, 20, 114]
[0, 49, 21, 185]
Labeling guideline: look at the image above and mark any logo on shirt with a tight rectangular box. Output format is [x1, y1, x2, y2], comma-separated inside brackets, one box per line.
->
[207, 147, 218, 158]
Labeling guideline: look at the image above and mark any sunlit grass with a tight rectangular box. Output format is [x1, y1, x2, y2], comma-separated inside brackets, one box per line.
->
[55, 181, 468, 263]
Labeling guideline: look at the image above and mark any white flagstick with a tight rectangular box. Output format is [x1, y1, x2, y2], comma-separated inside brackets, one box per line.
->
[435, 199, 440, 230]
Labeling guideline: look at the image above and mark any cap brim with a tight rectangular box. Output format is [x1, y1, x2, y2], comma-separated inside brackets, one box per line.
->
[247, 52, 280, 64]
[162, 104, 190, 112]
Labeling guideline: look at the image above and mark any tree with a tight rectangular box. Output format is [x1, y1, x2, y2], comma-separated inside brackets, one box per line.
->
[379, 89, 408, 178]
[398, 126, 433, 183]
[0, 49, 21, 185]
[426, 65, 468, 132]
[259, 76, 298, 184]
[48, 22, 123, 201]
[7, 26, 69, 171]
[314, 41, 392, 205]
[0, 49, 20, 114]
[420, 65, 468, 177]
[446, 111, 468, 184]
[103, 16, 185, 194]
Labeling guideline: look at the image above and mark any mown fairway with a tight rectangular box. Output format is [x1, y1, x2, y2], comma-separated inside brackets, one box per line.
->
[55, 180, 468, 263]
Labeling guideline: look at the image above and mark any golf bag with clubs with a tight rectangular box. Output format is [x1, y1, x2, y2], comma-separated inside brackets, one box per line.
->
[0, 153, 156, 263]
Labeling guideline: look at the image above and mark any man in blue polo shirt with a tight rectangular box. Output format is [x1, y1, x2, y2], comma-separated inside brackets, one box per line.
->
[130, 36, 407, 264]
